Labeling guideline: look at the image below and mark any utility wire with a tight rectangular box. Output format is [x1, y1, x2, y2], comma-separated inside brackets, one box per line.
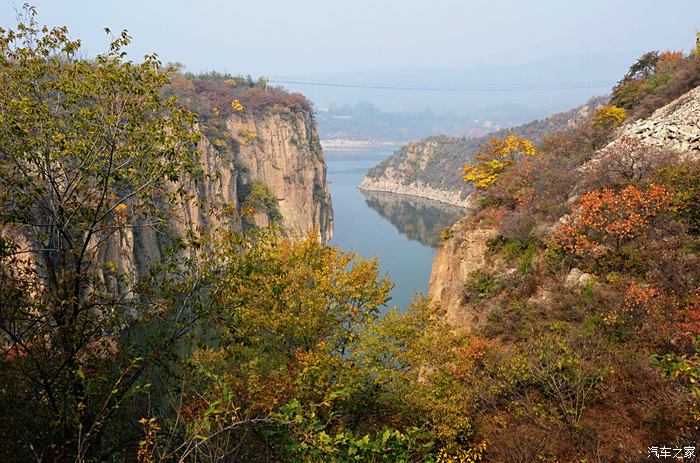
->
[268, 77, 615, 92]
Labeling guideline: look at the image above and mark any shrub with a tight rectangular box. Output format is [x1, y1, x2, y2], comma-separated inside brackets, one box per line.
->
[440, 227, 453, 241]
[655, 161, 700, 234]
[463, 269, 502, 300]
[483, 300, 536, 340]
[590, 105, 627, 131]
[556, 184, 672, 256]
[611, 46, 700, 120]
[584, 136, 673, 188]
[166, 72, 312, 121]
[463, 133, 538, 190]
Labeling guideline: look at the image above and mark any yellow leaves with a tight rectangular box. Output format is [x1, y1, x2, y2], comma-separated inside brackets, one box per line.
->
[436, 439, 489, 462]
[591, 105, 627, 131]
[231, 99, 245, 112]
[136, 417, 160, 463]
[115, 202, 128, 221]
[239, 128, 257, 144]
[463, 133, 537, 190]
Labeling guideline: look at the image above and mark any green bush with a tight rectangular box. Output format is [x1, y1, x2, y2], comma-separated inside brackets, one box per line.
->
[463, 268, 502, 300]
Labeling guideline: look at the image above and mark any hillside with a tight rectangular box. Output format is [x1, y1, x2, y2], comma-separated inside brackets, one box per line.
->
[426, 50, 700, 459]
[360, 96, 607, 206]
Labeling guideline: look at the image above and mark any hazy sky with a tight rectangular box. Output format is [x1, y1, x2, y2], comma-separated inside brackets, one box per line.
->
[2, 0, 698, 76]
[2, 1, 699, 115]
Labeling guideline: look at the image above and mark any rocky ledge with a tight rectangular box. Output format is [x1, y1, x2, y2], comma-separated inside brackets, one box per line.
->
[359, 176, 474, 208]
[620, 85, 700, 157]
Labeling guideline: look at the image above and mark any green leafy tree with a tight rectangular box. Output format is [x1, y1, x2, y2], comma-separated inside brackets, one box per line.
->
[171, 231, 393, 461]
[0, 7, 200, 462]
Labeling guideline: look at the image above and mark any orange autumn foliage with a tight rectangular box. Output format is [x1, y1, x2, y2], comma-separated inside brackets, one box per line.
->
[624, 282, 661, 315]
[656, 50, 684, 72]
[679, 287, 700, 338]
[556, 184, 672, 255]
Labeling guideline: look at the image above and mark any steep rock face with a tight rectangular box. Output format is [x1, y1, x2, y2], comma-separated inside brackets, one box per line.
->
[359, 177, 474, 208]
[97, 108, 333, 292]
[227, 109, 333, 241]
[428, 218, 496, 327]
[361, 97, 607, 206]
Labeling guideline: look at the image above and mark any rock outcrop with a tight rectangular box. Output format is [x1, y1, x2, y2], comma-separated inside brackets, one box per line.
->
[428, 218, 496, 327]
[359, 177, 474, 208]
[229, 109, 333, 241]
[359, 136, 475, 207]
[98, 106, 333, 293]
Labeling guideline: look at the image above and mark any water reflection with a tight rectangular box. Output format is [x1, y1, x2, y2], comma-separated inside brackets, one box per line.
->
[361, 190, 467, 248]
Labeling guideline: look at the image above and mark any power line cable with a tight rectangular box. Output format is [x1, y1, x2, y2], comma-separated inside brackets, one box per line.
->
[268, 77, 615, 92]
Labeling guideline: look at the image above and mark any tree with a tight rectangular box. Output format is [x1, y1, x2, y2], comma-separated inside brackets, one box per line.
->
[556, 184, 672, 256]
[656, 50, 684, 72]
[590, 105, 626, 131]
[0, 7, 200, 462]
[585, 136, 672, 188]
[167, 231, 394, 461]
[463, 133, 537, 190]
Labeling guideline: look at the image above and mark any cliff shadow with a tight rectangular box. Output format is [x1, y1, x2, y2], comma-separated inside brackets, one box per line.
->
[360, 190, 468, 248]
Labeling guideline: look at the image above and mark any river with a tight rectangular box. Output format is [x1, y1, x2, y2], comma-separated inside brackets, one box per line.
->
[324, 149, 466, 310]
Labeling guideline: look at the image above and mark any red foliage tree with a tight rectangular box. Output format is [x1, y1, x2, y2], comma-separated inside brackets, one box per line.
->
[556, 184, 672, 255]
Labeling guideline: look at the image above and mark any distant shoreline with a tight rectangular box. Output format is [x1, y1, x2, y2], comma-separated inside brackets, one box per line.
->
[320, 139, 406, 151]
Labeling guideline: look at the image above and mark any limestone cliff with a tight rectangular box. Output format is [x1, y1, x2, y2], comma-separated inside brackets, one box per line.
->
[359, 136, 475, 207]
[98, 105, 333, 293]
[226, 109, 333, 241]
[428, 219, 496, 327]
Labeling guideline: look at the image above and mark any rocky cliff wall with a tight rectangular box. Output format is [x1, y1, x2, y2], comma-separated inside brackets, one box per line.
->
[228, 109, 333, 241]
[359, 176, 474, 208]
[428, 219, 496, 327]
[97, 107, 333, 293]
